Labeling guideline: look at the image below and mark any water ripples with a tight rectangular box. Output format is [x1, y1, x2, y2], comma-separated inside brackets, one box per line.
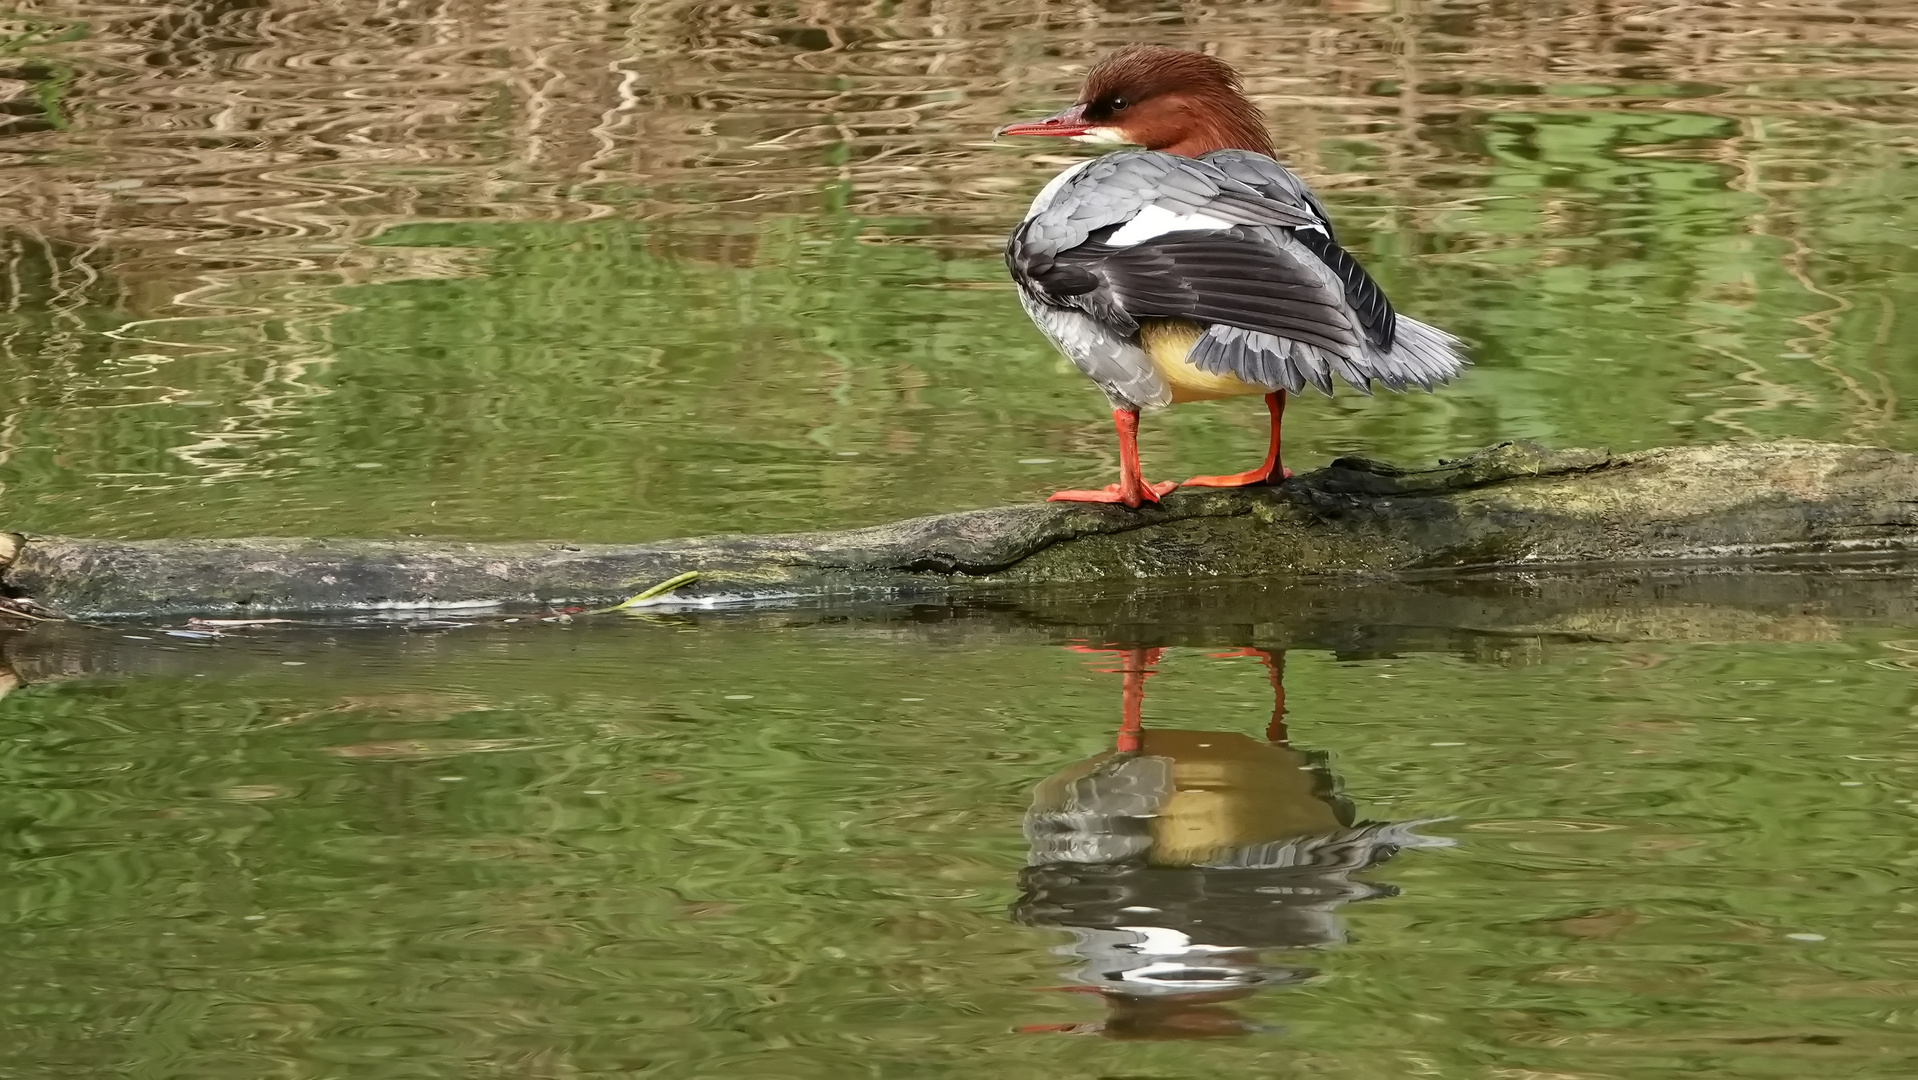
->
[0, 2, 1915, 536]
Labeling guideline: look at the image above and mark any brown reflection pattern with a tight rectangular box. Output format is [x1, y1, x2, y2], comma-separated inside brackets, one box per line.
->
[1013, 644, 1449, 1039]
[5, 1, 1917, 308]
[3, 1, 1917, 524]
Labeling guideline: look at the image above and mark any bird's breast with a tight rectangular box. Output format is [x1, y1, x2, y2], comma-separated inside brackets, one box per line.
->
[1138, 730, 1346, 866]
[1139, 319, 1269, 403]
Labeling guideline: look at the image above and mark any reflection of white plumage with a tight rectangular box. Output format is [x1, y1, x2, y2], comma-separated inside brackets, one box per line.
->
[1000, 46, 1467, 507]
[1013, 647, 1451, 1038]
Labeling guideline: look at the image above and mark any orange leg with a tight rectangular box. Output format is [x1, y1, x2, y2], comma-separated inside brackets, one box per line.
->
[1115, 648, 1154, 754]
[1211, 647, 1288, 743]
[1183, 392, 1294, 488]
[1067, 643, 1163, 753]
[1049, 408, 1179, 508]
[1255, 649, 1288, 744]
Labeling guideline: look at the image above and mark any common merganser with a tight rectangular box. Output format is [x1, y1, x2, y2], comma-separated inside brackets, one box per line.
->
[999, 46, 1468, 507]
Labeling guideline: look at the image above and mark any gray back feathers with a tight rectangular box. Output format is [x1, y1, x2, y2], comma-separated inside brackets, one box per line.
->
[1008, 149, 1468, 409]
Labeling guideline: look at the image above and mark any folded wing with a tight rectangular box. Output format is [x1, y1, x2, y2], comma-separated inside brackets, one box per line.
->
[1009, 150, 1466, 400]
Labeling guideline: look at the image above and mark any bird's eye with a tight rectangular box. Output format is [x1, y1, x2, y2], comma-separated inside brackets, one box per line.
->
[1109, 97, 1128, 111]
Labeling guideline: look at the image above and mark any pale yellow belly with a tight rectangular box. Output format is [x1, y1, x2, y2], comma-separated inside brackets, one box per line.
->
[1139, 319, 1268, 403]
[1140, 730, 1345, 867]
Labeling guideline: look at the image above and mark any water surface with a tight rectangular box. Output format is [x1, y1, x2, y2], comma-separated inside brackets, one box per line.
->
[2, 1, 1917, 539]
[4, 4, 1918, 1077]
[5, 574, 1918, 1076]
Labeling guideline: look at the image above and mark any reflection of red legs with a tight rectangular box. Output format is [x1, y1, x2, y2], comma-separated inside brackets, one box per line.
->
[1017, 986, 1105, 1033]
[1209, 647, 1287, 743]
[1049, 409, 1180, 508]
[1073, 644, 1286, 749]
[1067, 642, 1163, 753]
[1183, 392, 1294, 488]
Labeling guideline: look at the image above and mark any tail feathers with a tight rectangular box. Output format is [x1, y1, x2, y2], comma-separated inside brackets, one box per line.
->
[1381, 315, 1469, 393]
[1189, 315, 1469, 397]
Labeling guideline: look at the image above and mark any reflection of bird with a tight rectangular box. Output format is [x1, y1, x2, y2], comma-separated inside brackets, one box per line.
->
[1013, 646, 1450, 1039]
[999, 46, 1467, 507]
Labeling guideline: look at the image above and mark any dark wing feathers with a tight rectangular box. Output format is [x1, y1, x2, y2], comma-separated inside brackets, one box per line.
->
[1008, 220, 1139, 334]
[1048, 230, 1360, 355]
[1290, 226, 1396, 350]
[1199, 149, 1399, 350]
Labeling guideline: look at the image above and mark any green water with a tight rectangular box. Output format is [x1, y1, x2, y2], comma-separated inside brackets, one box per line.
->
[4, 13, 1918, 541]
[7, 2, 1918, 1076]
[7, 581, 1918, 1077]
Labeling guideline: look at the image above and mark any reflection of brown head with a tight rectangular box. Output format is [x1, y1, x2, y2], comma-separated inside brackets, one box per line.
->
[1020, 984, 1267, 1040]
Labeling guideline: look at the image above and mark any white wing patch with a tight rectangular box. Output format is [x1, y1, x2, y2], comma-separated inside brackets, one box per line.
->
[1106, 204, 1236, 246]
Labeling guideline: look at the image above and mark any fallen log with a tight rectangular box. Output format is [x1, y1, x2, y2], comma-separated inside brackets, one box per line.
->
[5, 439, 1918, 619]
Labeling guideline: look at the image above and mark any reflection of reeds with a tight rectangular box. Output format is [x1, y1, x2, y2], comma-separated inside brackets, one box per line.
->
[0, 0, 1913, 473]
[35, 8, 1912, 284]
[9, 0, 1918, 250]
[2, 3, 1903, 258]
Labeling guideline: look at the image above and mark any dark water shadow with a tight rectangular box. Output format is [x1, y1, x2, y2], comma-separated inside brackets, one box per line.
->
[6, 563, 1915, 689]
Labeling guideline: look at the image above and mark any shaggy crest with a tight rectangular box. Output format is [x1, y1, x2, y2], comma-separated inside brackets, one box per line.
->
[1076, 45, 1271, 157]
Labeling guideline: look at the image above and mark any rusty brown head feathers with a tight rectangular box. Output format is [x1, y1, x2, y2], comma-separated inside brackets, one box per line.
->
[1077, 46, 1272, 158]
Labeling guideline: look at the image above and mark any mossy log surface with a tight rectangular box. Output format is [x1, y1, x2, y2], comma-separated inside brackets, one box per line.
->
[5, 440, 1918, 619]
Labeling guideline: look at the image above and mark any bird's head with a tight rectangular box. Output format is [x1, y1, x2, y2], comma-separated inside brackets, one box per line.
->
[997, 45, 1273, 158]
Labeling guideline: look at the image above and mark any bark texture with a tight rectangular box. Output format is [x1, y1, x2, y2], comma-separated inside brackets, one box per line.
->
[5, 440, 1917, 618]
